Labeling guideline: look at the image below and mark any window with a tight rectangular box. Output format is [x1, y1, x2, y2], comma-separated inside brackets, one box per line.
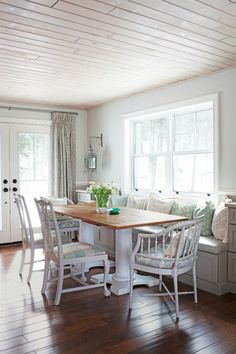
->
[128, 99, 215, 196]
[19, 132, 51, 227]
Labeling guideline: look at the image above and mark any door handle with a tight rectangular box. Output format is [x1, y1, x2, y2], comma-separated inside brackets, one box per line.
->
[12, 187, 18, 192]
[3, 179, 8, 184]
[12, 179, 17, 184]
[3, 187, 8, 192]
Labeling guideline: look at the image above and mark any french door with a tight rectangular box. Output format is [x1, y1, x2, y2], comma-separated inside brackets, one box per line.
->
[0, 122, 51, 243]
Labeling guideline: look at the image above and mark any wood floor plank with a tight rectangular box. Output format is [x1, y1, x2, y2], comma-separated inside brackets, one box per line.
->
[1, 245, 236, 354]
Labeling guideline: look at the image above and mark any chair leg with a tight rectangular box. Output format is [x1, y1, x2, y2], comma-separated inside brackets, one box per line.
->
[193, 262, 198, 303]
[80, 263, 87, 282]
[19, 242, 27, 276]
[54, 266, 64, 305]
[129, 267, 134, 310]
[173, 271, 179, 320]
[103, 259, 111, 297]
[27, 245, 35, 284]
[41, 257, 50, 294]
[159, 274, 163, 292]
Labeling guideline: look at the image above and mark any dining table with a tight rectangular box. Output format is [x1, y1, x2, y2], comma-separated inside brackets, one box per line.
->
[54, 202, 187, 296]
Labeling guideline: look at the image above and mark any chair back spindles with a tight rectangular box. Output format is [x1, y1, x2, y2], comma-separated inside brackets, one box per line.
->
[34, 198, 63, 262]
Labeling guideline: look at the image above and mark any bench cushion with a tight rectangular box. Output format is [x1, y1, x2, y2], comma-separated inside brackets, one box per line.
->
[198, 236, 228, 254]
[133, 225, 165, 234]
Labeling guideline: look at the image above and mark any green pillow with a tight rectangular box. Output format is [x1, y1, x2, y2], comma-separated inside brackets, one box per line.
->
[171, 202, 197, 220]
[110, 195, 128, 207]
[193, 201, 215, 236]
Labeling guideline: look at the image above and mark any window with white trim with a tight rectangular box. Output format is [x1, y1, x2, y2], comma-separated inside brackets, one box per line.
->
[130, 101, 214, 196]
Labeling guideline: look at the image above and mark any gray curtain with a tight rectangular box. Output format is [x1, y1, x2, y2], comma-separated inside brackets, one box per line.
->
[51, 112, 77, 201]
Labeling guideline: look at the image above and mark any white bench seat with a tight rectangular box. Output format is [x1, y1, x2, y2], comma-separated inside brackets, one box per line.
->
[198, 236, 228, 254]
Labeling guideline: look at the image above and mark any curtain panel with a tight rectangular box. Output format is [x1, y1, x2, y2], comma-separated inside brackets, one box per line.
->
[51, 112, 77, 201]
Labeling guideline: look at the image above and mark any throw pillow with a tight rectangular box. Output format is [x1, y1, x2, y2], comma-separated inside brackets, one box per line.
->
[165, 227, 194, 257]
[127, 194, 148, 210]
[147, 192, 174, 214]
[110, 195, 128, 207]
[211, 202, 228, 243]
[193, 201, 215, 236]
[45, 197, 68, 205]
[171, 202, 197, 220]
[165, 231, 181, 258]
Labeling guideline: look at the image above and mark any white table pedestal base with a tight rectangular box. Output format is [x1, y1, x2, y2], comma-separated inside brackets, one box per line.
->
[81, 222, 160, 296]
[110, 273, 159, 295]
[91, 272, 159, 296]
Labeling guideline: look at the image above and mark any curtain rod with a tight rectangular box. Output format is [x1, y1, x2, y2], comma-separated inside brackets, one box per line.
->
[0, 105, 79, 114]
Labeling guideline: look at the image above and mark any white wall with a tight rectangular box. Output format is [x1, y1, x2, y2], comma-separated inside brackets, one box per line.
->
[75, 110, 88, 184]
[88, 67, 236, 194]
[0, 106, 88, 184]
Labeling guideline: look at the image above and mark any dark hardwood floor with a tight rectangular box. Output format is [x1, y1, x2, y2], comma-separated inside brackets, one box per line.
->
[1, 244, 236, 354]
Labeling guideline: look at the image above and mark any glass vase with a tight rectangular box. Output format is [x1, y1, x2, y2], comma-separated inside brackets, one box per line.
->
[95, 195, 110, 213]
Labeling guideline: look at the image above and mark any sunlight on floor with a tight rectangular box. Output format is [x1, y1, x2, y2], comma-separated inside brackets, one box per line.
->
[0, 245, 45, 304]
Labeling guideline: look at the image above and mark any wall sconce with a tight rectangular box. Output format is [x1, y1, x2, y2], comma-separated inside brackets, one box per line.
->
[86, 144, 97, 171]
[85, 134, 103, 171]
[89, 133, 103, 148]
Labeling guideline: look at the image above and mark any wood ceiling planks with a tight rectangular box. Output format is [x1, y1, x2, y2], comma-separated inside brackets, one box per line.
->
[0, 0, 235, 108]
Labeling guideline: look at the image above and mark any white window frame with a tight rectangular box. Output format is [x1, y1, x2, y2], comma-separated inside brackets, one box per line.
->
[122, 94, 218, 198]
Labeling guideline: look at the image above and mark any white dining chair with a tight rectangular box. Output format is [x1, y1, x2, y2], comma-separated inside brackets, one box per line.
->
[40, 196, 80, 237]
[15, 194, 79, 284]
[129, 218, 203, 320]
[14, 193, 44, 284]
[34, 197, 111, 305]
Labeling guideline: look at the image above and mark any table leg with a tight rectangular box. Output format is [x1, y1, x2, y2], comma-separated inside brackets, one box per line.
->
[79, 220, 95, 244]
[110, 229, 132, 295]
[110, 229, 159, 295]
[75, 220, 101, 272]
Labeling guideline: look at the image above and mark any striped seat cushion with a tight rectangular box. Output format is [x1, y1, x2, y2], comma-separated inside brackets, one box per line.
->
[55, 242, 106, 259]
[135, 249, 193, 269]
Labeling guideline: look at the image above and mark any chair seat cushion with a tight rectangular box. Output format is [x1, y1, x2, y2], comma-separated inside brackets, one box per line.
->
[198, 236, 228, 254]
[135, 249, 193, 269]
[56, 242, 106, 259]
[133, 225, 165, 234]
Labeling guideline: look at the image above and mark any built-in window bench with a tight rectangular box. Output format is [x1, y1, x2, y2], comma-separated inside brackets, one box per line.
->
[94, 194, 236, 296]
[180, 236, 228, 295]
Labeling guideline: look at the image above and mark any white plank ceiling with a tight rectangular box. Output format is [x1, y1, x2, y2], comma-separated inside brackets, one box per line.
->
[0, 0, 236, 109]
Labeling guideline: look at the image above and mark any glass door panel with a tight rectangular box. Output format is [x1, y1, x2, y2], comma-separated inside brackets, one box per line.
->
[0, 122, 50, 243]
[19, 132, 50, 227]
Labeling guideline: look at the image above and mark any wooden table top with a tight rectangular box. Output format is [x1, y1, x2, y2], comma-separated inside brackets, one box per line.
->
[54, 203, 187, 230]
